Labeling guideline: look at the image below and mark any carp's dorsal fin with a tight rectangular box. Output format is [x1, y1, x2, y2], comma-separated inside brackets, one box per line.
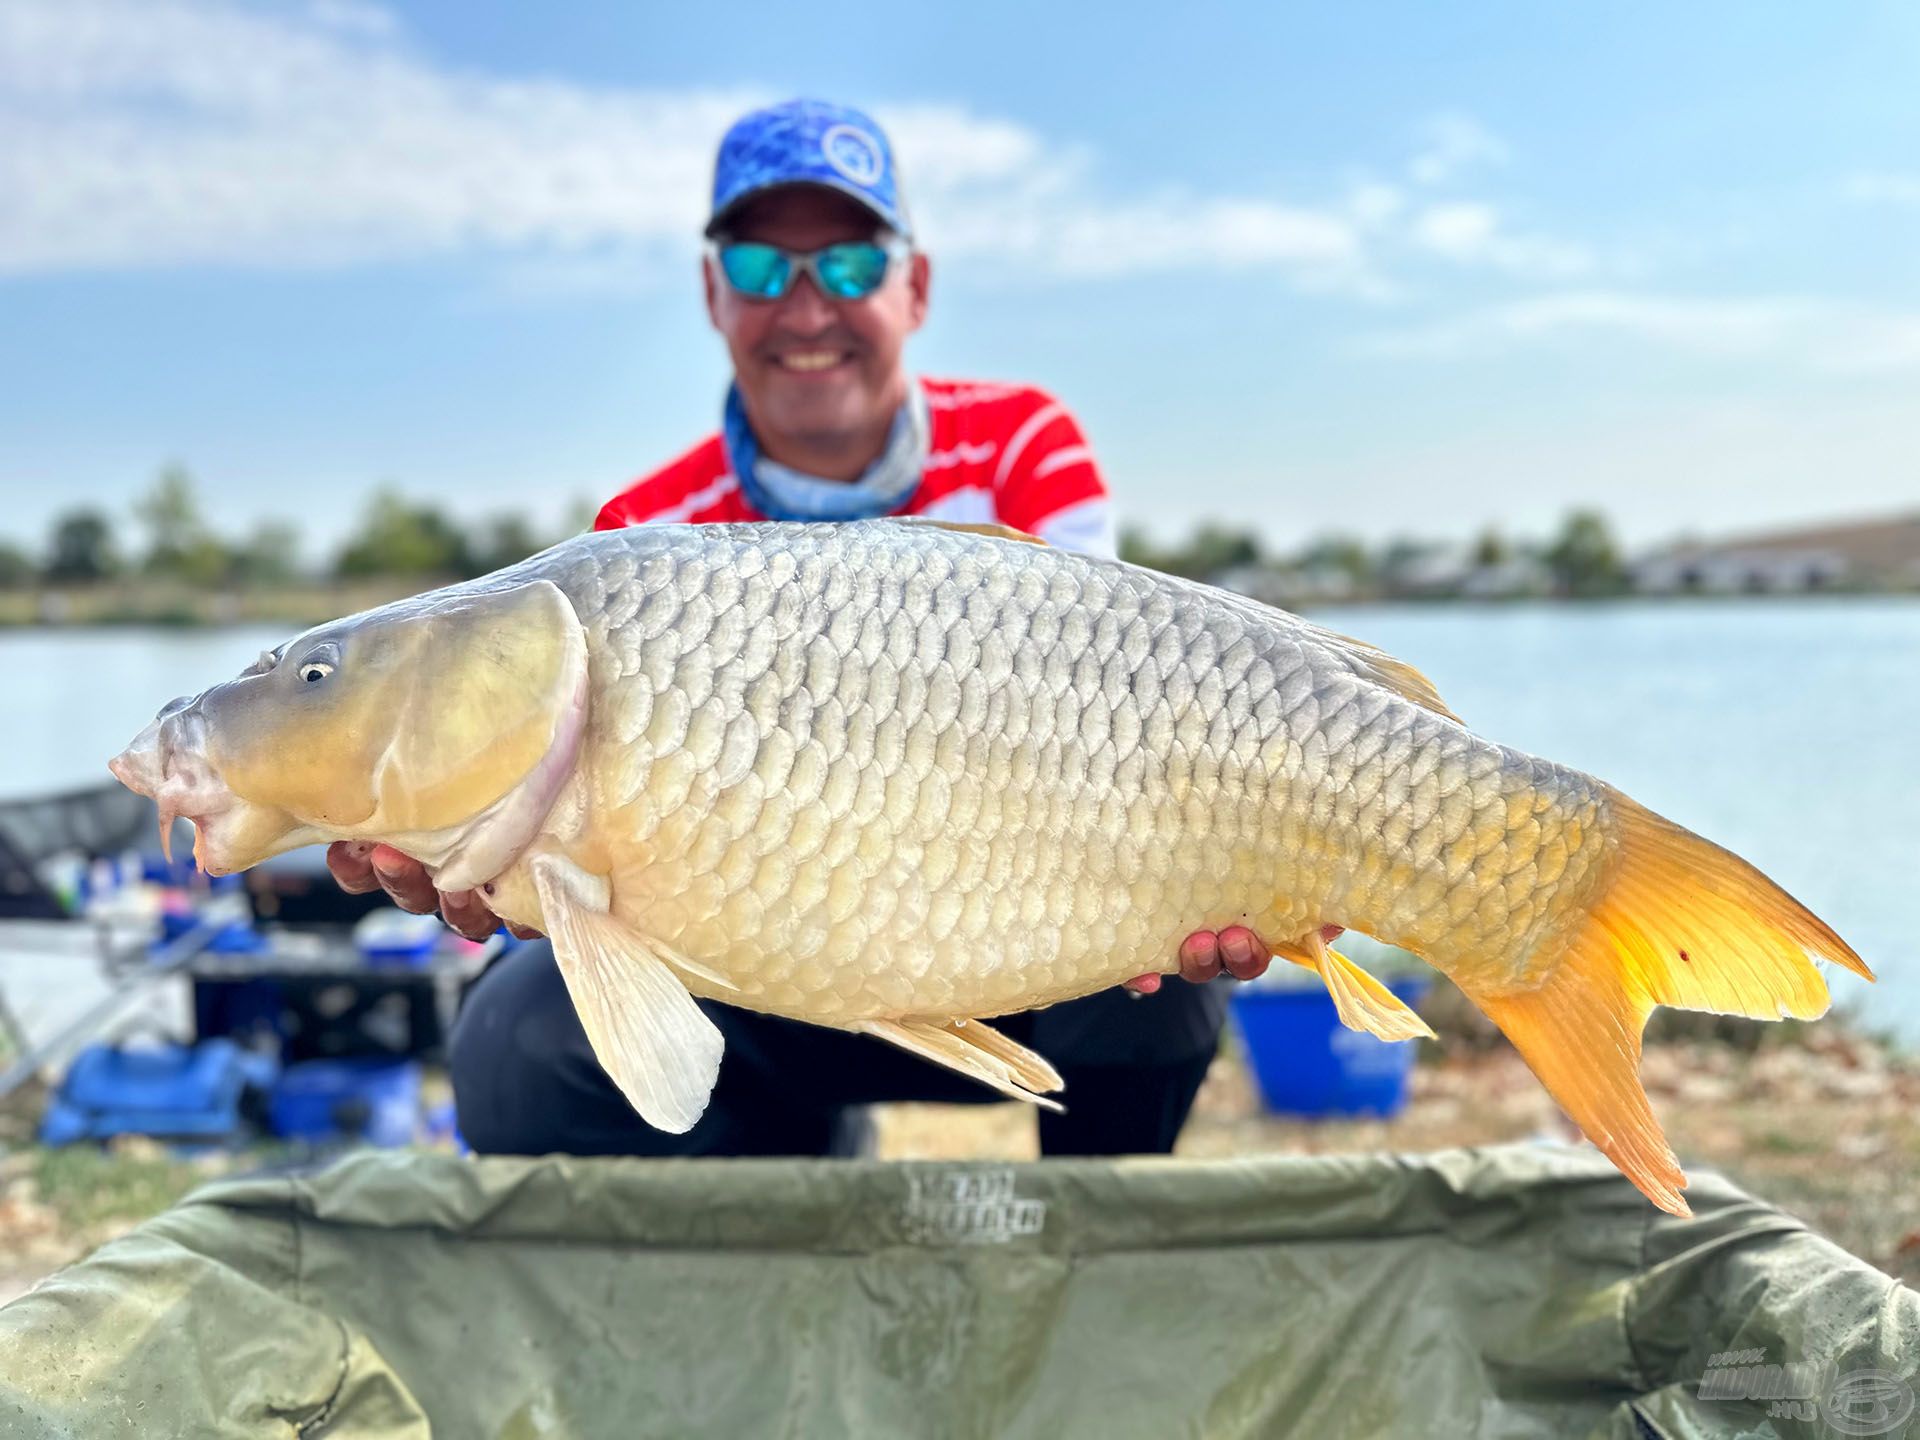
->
[890, 518, 1047, 546]
[855, 1017, 1065, 1111]
[1270, 932, 1437, 1043]
[530, 854, 722, 1134]
[1305, 622, 1460, 723]
[1208, 585, 1461, 723]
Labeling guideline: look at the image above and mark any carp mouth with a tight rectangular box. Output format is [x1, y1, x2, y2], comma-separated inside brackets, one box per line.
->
[108, 700, 235, 868]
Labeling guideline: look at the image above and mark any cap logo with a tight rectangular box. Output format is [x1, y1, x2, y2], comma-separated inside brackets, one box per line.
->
[821, 123, 884, 187]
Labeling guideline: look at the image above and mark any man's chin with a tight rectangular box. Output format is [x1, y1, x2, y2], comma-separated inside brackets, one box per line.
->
[756, 379, 872, 431]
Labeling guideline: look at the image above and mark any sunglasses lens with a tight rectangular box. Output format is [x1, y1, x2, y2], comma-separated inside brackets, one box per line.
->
[719, 243, 791, 299]
[816, 242, 890, 299]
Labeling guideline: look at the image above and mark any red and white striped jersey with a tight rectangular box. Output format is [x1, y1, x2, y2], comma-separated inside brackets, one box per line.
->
[594, 377, 1116, 557]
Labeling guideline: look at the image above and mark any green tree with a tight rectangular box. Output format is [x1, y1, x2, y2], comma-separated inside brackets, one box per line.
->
[43, 510, 120, 584]
[1175, 523, 1262, 580]
[1119, 523, 1262, 578]
[135, 465, 232, 584]
[335, 488, 471, 578]
[1544, 509, 1626, 597]
[1377, 536, 1437, 588]
[1297, 534, 1373, 588]
[228, 522, 301, 587]
[469, 514, 545, 574]
[136, 465, 205, 574]
[1472, 527, 1510, 568]
[0, 540, 33, 589]
[563, 494, 600, 537]
[1118, 524, 1165, 570]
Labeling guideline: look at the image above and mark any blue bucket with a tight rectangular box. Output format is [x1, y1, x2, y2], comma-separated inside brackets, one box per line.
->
[268, 1058, 422, 1148]
[1229, 976, 1431, 1118]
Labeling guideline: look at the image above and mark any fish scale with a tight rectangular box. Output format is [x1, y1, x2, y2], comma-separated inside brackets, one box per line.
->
[539, 523, 1593, 1017]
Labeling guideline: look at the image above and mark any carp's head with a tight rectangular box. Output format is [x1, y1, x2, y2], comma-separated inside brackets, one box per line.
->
[108, 580, 589, 888]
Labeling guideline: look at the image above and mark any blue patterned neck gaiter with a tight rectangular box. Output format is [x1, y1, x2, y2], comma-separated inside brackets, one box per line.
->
[722, 381, 929, 521]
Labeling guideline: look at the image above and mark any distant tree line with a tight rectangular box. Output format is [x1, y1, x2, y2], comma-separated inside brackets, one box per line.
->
[0, 464, 1630, 599]
[1120, 509, 1630, 599]
[0, 466, 592, 590]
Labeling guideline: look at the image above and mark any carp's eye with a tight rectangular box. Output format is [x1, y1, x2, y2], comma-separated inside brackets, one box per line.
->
[298, 660, 334, 683]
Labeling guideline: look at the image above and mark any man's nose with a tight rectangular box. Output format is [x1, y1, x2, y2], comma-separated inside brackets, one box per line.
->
[773, 275, 838, 332]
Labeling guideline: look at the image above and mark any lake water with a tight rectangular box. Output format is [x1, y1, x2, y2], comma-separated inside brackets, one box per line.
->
[3, 600, 1914, 1038]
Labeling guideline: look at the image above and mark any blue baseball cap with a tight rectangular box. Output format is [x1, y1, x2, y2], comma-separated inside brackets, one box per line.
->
[706, 98, 911, 240]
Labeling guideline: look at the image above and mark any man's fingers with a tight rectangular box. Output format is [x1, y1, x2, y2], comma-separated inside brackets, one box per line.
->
[1219, 925, 1271, 982]
[1177, 931, 1225, 984]
[326, 841, 382, 895]
[369, 844, 440, 914]
[334, 840, 543, 942]
[440, 888, 502, 943]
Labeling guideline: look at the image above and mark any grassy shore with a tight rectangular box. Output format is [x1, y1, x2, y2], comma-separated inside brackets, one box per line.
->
[0, 579, 435, 629]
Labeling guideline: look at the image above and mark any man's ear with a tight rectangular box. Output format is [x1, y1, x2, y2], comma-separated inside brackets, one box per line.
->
[906, 250, 931, 331]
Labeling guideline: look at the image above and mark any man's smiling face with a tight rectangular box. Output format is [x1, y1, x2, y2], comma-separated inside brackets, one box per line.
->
[703, 186, 930, 474]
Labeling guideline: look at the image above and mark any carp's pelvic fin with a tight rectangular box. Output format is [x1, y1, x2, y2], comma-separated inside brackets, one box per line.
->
[856, 1017, 1066, 1112]
[1272, 931, 1436, 1043]
[1463, 790, 1874, 1221]
[531, 855, 722, 1135]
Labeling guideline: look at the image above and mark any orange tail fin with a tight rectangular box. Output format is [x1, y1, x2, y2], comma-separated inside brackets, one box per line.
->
[1465, 790, 1872, 1219]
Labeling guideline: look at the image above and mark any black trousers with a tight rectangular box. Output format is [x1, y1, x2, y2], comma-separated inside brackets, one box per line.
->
[449, 940, 1217, 1158]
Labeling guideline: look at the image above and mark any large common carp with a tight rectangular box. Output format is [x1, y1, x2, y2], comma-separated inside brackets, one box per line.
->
[109, 520, 1872, 1215]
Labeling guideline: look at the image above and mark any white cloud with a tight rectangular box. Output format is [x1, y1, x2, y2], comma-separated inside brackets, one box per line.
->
[1344, 180, 1406, 227]
[1841, 171, 1920, 207]
[0, 0, 1381, 290]
[1360, 291, 1920, 372]
[1409, 111, 1509, 186]
[1408, 201, 1593, 279]
[1411, 201, 1498, 255]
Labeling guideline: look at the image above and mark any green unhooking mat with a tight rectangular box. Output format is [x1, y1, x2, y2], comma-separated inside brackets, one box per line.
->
[1, 1144, 1915, 1438]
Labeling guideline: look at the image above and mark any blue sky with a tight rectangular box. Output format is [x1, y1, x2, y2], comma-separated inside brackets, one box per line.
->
[2, 0, 1917, 566]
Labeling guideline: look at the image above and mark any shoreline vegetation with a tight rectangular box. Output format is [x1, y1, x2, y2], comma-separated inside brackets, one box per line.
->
[6, 468, 1917, 629]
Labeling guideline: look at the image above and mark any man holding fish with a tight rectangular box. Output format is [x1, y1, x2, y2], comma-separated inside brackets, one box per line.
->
[120, 98, 1867, 1216]
[327, 99, 1282, 1158]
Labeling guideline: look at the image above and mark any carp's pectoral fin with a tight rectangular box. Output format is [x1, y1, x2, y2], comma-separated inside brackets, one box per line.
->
[1272, 932, 1437, 1043]
[530, 855, 722, 1135]
[855, 1018, 1066, 1112]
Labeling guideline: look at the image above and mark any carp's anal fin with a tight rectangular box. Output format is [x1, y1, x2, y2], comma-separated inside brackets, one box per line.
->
[1272, 932, 1436, 1043]
[856, 1018, 1066, 1112]
[530, 855, 722, 1134]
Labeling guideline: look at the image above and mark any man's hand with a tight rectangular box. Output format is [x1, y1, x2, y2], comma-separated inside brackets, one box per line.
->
[326, 843, 1336, 987]
[325, 842, 542, 942]
[1123, 924, 1346, 994]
